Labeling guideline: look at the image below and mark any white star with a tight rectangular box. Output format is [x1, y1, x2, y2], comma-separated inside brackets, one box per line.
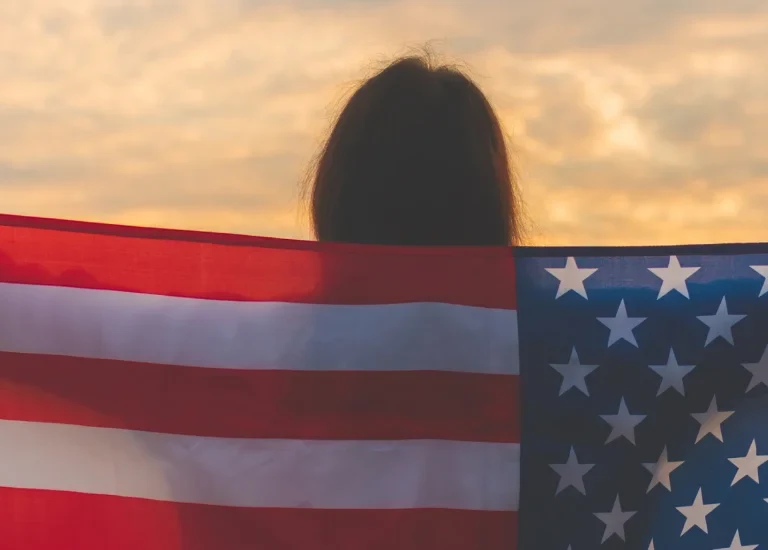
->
[696, 297, 746, 346]
[751, 265, 768, 297]
[649, 349, 695, 396]
[741, 343, 768, 392]
[545, 257, 598, 299]
[597, 299, 646, 347]
[648, 255, 700, 299]
[550, 348, 598, 396]
[642, 446, 684, 492]
[676, 488, 719, 535]
[729, 439, 768, 486]
[691, 396, 734, 443]
[600, 398, 646, 445]
[594, 496, 636, 542]
[715, 531, 758, 550]
[549, 446, 595, 495]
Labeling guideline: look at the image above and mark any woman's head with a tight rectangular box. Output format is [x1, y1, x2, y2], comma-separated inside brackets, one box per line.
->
[305, 52, 524, 246]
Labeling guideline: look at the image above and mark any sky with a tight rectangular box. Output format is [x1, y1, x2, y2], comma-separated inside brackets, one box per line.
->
[1, 0, 767, 246]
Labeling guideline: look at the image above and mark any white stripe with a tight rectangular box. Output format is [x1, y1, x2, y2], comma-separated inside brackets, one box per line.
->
[0, 419, 519, 511]
[0, 282, 518, 374]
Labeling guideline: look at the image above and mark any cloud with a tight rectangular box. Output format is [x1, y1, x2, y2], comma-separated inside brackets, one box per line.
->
[0, 0, 767, 245]
[457, 3, 768, 244]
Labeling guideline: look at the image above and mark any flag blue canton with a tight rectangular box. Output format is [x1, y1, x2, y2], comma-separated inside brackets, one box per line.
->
[516, 247, 768, 550]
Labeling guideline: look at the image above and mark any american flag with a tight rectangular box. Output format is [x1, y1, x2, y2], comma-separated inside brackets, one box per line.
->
[1, 215, 767, 549]
[517, 247, 768, 549]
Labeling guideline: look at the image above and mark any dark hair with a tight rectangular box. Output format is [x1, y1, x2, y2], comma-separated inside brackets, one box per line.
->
[304, 53, 524, 246]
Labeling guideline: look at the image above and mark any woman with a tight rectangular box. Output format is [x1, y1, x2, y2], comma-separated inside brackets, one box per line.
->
[304, 52, 525, 247]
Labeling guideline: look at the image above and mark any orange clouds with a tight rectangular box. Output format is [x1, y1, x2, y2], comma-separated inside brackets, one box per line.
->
[1, 0, 767, 245]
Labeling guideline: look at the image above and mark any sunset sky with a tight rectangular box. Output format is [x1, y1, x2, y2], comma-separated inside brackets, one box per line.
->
[1, 0, 767, 245]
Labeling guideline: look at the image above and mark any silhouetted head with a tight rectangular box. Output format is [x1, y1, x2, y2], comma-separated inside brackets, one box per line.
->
[305, 53, 524, 246]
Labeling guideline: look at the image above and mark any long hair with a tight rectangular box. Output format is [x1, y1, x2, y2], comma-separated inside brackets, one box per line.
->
[305, 52, 524, 246]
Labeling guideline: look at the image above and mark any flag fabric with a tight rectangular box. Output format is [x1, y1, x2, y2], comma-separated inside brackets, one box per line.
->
[2, 215, 768, 550]
[516, 246, 768, 549]
[0, 214, 518, 550]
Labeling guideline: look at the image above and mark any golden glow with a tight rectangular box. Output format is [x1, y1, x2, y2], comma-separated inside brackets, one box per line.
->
[1, 0, 767, 245]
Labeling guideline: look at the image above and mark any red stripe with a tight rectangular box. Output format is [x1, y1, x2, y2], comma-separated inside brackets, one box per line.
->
[0, 487, 517, 550]
[0, 352, 520, 442]
[0, 214, 516, 308]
